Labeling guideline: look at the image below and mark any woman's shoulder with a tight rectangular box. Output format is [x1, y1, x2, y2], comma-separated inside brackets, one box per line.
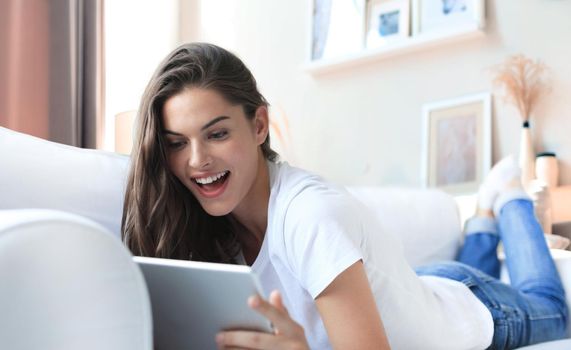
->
[270, 161, 360, 222]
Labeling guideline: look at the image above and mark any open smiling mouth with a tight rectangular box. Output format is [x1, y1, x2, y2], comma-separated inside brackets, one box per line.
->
[192, 171, 230, 197]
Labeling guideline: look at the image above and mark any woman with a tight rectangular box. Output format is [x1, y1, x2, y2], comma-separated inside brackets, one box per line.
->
[122, 43, 567, 349]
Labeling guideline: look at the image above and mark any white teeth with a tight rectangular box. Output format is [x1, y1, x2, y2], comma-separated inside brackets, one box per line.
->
[194, 171, 228, 185]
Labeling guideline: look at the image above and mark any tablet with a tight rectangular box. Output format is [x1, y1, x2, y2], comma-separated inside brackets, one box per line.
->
[134, 256, 273, 350]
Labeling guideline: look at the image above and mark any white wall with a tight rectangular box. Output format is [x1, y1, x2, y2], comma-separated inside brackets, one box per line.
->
[183, 0, 571, 187]
[104, 0, 181, 151]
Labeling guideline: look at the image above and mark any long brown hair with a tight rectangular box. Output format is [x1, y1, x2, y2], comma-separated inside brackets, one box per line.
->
[121, 43, 278, 262]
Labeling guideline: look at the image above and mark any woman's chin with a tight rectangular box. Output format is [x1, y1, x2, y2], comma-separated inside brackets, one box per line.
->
[200, 202, 234, 217]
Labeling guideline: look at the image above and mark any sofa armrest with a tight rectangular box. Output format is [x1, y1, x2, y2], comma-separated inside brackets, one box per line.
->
[551, 250, 571, 337]
[0, 209, 152, 349]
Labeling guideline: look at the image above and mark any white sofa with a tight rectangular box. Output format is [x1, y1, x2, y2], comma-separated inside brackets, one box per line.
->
[1, 126, 570, 349]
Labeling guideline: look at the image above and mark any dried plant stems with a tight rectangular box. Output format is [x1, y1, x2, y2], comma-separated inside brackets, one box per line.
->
[491, 54, 551, 123]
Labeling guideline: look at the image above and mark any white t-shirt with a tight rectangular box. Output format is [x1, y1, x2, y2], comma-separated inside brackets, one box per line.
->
[248, 161, 493, 349]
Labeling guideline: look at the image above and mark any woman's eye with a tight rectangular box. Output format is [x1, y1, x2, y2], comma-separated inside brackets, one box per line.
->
[167, 141, 185, 150]
[209, 130, 228, 140]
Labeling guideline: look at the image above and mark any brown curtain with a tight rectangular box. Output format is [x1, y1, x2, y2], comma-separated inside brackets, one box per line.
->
[0, 0, 104, 149]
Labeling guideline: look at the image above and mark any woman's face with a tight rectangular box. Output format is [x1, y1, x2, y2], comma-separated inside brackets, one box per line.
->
[161, 87, 268, 216]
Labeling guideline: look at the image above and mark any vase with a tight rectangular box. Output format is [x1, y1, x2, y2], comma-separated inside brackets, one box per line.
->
[519, 121, 535, 188]
[536, 152, 559, 188]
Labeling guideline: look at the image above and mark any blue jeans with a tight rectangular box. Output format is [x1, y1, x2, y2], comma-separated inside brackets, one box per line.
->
[416, 199, 568, 349]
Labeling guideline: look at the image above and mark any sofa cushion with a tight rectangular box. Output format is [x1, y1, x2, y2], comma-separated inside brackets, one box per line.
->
[0, 127, 129, 237]
[347, 186, 463, 268]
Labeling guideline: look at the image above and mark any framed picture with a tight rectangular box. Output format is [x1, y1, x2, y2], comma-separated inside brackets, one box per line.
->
[365, 0, 410, 49]
[421, 92, 491, 194]
[311, 0, 366, 61]
[411, 0, 485, 36]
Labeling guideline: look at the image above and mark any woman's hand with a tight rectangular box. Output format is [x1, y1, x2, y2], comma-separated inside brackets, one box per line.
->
[216, 290, 310, 350]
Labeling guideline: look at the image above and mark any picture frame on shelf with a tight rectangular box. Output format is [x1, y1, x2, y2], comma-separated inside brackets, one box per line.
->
[411, 0, 485, 36]
[421, 92, 491, 194]
[311, 0, 366, 61]
[365, 0, 410, 49]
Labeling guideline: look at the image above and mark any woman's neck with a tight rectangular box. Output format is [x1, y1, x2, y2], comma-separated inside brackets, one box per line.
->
[231, 154, 270, 252]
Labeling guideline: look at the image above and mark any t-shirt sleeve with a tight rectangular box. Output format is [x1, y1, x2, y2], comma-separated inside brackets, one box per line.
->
[282, 191, 364, 299]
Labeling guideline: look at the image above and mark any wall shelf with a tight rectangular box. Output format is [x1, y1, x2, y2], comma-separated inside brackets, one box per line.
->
[304, 24, 485, 76]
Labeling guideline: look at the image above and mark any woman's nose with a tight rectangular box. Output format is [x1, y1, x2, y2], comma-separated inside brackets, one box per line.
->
[188, 142, 212, 169]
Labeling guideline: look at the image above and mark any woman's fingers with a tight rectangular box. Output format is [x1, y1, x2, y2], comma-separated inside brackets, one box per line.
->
[268, 290, 289, 316]
[217, 330, 305, 350]
[248, 294, 298, 335]
[215, 292, 308, 350]
[216, 330, 276, 349]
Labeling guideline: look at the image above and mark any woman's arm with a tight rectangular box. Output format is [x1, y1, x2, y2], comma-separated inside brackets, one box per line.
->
[316, 260, 391, 350]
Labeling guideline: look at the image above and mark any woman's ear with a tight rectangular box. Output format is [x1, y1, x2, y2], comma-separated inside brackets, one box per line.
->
[253, 106, 270, 146]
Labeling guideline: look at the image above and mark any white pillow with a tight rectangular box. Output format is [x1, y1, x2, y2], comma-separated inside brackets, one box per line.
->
[347, 186, 463, 268]
[0, 127, 129, 237]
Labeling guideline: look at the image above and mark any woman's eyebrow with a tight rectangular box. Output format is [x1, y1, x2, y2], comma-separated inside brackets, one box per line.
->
[163, 116, 230, 135]
[201, 116, 230, 131]
[163, 130, 183, 136]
